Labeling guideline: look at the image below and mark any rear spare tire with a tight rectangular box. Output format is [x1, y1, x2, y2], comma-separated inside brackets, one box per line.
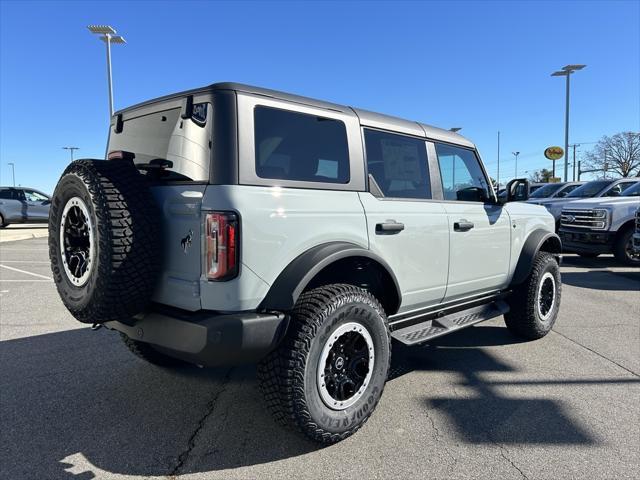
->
[48, 159, 161, 324]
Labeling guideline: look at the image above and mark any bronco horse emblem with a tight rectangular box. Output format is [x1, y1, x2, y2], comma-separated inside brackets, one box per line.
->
[181, 229, 193, 253]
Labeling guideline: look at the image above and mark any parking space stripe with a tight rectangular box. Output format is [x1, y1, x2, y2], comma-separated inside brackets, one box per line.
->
[0, 264, 53, 280]
[0, 279, 51, 282]
[0, 261, 49, 264]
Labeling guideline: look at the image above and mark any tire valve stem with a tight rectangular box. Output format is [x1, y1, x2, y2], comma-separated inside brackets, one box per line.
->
[91, 323, 102, 331]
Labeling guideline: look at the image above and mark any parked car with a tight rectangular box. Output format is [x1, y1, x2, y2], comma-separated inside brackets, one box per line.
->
[527, 181, 585, 200]
[0, 186, 51, 228]
[530, 178, 639, 228]
[48, 82, 562, 444]
[632, 206, 640, 256]
[559, 181, 640, 265]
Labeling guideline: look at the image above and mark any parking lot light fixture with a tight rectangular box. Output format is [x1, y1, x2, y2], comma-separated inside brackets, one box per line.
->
[7, 162, 16, 186]
[551, 64, 586, 182]
[87, 25, 126, 119]
[512, 151, 520, 178]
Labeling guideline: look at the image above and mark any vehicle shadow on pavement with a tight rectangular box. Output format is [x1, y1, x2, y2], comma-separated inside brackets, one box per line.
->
[389, 326, 600, 446]
[561, 270, 640, 290]
[0, 328, 320, 479]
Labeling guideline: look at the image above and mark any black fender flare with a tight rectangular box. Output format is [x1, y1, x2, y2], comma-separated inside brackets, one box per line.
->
[259, 242, 401, 312]
[511, 229, 562, 286]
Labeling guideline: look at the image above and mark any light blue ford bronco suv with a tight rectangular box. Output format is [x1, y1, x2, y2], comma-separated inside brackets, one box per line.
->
[49, 83, 562, 443]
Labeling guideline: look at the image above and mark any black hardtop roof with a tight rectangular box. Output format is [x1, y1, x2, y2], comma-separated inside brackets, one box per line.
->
[115, 82, 474, 148]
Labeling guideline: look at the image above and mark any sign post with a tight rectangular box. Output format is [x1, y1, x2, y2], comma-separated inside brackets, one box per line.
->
[544, 146, 565, 179]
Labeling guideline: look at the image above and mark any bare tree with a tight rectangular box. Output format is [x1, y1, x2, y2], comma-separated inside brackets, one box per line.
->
[583, 132, 640, 178]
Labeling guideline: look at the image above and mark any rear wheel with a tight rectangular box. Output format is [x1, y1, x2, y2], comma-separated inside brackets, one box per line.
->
[505, 252, 561, 340]
[0, 213, 6, 228]
[258, 284, 391, 444]
[614, 228, 639, 266]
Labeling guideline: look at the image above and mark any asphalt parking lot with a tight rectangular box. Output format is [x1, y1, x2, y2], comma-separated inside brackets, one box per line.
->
[1, 237, 638, 480]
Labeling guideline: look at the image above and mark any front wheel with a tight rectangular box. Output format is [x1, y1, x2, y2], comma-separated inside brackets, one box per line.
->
[505, 252, 561, 340]
[614, 228, 640, 266]
[258, 284, 391, 444]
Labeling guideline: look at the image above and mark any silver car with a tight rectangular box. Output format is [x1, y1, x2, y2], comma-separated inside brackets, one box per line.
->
[0, 187, 51, 228]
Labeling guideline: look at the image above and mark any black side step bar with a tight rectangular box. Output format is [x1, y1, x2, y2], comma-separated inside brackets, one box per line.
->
[391, 300, 510, 346]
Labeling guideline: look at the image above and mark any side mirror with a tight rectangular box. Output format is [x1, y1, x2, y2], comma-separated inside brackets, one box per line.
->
[505, 178, 530, 202]
[42, 200, 51, 206]
[456, 186, 489, 202]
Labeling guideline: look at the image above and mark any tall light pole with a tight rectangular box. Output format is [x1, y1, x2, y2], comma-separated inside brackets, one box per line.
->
[512, 151, 520, 179]
[87, 25, 126, 119]
[7, 163, 16, 186]
[497, 131, 501, 190]
[551, 64, 586, 182]
[62, 147, 79, 162]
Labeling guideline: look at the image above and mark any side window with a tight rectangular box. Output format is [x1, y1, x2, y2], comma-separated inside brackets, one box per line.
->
[364, 129, 431, 199]
[254, 106, 349, 183]
[435, 143, 490, 201]
[603, 182, 631, 197]
[23, 190, 48, 202]
[0, 189, 12, 200]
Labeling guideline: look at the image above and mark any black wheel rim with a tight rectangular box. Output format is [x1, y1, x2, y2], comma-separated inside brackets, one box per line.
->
[60, 197, 94, 286]
[317, 322, 375, 410]
[538, 272, 556, 320]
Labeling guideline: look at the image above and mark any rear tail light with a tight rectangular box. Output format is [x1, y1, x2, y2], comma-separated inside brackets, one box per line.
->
[205, 212, 239, 281]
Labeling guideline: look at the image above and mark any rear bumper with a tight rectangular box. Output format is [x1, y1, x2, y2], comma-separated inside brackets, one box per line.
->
[105, 306, 288, 367]
[559, 228, 614, 254]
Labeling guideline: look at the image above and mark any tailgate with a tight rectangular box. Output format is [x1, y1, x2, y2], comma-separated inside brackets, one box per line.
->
[150, 184, 206, 311]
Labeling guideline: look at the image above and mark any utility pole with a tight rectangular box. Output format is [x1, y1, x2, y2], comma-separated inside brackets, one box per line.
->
[570, 143, 580, 181]
[551, 64, 586, 182]
[62, 147, 79, 162]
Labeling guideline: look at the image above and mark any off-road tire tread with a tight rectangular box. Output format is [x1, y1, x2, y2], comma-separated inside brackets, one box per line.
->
[49, 159, 161, 323]
[258, 284, 391, 444]
[614, 227, 637, 266]
[505, 251, 560, 340]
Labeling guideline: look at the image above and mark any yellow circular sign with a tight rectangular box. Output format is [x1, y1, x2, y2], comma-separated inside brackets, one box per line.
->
[544, 146, 564, 160]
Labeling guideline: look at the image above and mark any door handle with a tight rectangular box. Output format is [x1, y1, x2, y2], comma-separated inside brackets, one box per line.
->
[376, 221, 405, 234]
[454, 220, 474, 232]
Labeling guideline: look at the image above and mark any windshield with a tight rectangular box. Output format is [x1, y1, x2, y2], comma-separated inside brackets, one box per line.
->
[530, 183, 564, 198]
[566, 180, 612, 198]
[622, 182, 640, 196]
[108, 103, 212, 181]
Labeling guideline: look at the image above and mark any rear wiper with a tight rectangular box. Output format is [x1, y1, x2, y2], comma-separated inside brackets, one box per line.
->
[136, 158, 174, 171]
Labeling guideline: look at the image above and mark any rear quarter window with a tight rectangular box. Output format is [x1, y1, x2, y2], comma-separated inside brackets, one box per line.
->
[254, 106, 350, 184]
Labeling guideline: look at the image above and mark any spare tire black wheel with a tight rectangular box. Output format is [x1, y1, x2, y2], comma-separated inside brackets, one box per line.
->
[48, 159, 161, 324]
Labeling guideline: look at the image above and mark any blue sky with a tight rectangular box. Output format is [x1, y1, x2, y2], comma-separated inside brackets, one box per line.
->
[1, 0, 639, 194]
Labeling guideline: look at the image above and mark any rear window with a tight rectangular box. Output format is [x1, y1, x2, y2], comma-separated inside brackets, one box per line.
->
[567, 180, 611, 197]
[530, 183, 564, 198]
[254, 106, 350, 184]
[108, 103, 212, 181]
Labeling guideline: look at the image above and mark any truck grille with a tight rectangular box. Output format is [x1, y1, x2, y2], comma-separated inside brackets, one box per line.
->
[560, 209, 608, 230]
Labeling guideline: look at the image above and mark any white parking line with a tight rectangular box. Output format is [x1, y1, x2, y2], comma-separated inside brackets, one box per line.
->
[0, 264, 53, 280]
[0, 280, 51, 283]
[0, 261, 49, 264]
